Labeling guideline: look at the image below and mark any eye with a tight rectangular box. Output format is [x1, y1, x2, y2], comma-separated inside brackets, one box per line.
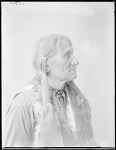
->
[65, 53, 71, 59]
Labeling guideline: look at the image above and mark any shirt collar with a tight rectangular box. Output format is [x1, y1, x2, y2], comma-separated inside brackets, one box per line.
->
[49, 85, 66, 97]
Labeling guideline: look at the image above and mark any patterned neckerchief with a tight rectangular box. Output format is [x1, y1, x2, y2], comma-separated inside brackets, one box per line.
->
[50, 86, 66, 106]
[50, 86, 66, 96]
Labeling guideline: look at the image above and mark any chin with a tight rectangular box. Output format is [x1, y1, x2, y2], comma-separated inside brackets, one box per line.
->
[72, 74, 77, 80]
[68, 74, 77, 81]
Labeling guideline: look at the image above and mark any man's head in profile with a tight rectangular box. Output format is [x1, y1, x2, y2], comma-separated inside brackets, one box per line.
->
[32, 34, 79, 89]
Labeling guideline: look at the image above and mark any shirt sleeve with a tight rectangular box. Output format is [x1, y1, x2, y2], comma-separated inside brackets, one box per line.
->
[4, 93, 35, 147]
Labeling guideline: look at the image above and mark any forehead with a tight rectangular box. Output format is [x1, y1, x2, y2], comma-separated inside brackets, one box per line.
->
[61, 46, 73, 54]
[55, 45, 73, 57]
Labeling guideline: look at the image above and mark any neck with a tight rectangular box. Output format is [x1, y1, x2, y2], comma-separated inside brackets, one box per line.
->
[48, 76, 66, 90]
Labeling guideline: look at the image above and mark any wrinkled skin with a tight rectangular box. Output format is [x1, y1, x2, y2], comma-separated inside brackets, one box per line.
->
[47, 46, 79, 82]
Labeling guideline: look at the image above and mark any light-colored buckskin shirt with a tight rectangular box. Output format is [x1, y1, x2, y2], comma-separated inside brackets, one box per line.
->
[4, 77, 93, 147]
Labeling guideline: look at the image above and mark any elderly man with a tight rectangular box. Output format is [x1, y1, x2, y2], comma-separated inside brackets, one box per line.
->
[5, 34, 100, 147]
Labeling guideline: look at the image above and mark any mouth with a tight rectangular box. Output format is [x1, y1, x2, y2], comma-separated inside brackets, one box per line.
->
[69, 67, 76, 71]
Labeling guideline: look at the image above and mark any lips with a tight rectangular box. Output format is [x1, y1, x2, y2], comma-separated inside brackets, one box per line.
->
[69, 67, 76, 71]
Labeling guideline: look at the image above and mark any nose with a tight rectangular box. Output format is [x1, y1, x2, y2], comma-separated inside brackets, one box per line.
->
[71, 56, 79, 66]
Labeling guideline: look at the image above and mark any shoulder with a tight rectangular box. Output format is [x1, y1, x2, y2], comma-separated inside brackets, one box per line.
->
[8, 77, 43, 113]
[12, 91, 31, 108]
[14, 84, 42, 105]
[24, 83, 42, 102]
[6, 92, 30, 118]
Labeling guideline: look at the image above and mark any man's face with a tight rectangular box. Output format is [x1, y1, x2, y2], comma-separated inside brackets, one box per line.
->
[47, 46, 79, 82]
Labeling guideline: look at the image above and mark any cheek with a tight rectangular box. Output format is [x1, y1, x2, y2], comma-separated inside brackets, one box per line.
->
[60, 64, 70, 80]
[61, 61, 69, 72]
[57, 63, 66, 74]
[64, 61, 71, 74]
[49, 61, 62, 76]
[49, 58, 71, 79]
[55, 63, 67, 78]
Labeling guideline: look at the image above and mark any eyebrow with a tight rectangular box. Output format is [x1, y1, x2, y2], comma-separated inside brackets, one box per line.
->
[63, 48, 73, 56]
